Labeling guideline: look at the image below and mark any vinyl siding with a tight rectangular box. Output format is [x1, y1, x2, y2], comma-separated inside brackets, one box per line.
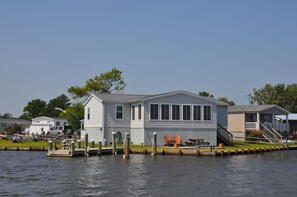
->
[84, 97, 103, 128]
[104, 103, 131, 128]
[228, 113, 245, 133]
[143, 94, 217, 129]
[217, 106, 228, 128]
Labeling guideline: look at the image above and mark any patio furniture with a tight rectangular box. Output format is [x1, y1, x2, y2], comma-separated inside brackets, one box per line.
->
[164, 135, 175, 146]
[173, 135, 182, 148]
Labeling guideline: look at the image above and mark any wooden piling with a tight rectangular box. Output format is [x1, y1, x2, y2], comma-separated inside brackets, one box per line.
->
[98, 141, 102, 155]
[71, 141, 75, 157]
[90, 140, 95, 148]
[77, 140, 81, 149]
[84, 133, 88, 156]
[112, 132, 116, 154]
[48, 141, 53, 151]
[123, 133, 130, 159]
[151, 132, 157, 156]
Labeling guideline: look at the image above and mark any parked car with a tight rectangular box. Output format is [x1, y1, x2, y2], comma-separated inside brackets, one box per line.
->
[47, 126, 73, 136]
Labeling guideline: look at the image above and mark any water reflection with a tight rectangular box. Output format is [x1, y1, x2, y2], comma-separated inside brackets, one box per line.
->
[1, 151, 297, 196]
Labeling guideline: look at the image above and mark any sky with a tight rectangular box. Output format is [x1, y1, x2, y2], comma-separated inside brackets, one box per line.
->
[0, 0, 297, 117]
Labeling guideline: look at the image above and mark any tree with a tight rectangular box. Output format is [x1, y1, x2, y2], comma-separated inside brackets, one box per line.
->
[248, 83, 297, 112]
[60, 103, 84, 131]
[68, 68, 126, 99]
[218, 97, 235, 106]
[43, 94, 71, 117]
[199, 91, 214, 98]
[23, 99, 47, 118]
[0, 113, 14, 119]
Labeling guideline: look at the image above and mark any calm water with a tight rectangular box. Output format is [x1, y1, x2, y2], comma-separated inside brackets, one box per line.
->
[0, 151, 297, 197]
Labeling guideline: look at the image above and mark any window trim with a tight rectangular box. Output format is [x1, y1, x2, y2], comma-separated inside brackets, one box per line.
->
[161, 103, 170, 121]
[193, 105, 202, 121]
[150, 103, 159, 120]
[115, 105, 124, 120]
[182, 104, 191, 121]
[203, 105, 212, 121]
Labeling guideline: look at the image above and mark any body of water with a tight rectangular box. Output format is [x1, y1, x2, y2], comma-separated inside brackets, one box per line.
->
[0, 150, 297, 197]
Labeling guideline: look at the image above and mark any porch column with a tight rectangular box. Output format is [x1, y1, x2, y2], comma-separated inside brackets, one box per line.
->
[286, 114, 289, 133]
[256, 113, 260, 130]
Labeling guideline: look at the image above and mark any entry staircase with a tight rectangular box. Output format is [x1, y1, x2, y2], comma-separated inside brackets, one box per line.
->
[217, 123, 233, 146]
[260, 123, 283, 143]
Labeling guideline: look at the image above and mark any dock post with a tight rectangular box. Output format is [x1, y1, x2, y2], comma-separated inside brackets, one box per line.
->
[48, 141, 53, 151]
[71, 141, 75, 157]
[112, 132, 117, 154]
[123, 133, 130, 159]
[151, 132, 157, 156]
[84, 133, 88, 156]
[62, 140, 66, 150]
[77, 140, 81, 149]
[90, 139, 94, 148]
[98, 140, 102, 155]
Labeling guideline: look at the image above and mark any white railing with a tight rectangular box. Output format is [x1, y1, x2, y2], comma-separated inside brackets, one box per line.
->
[245, 122, 257, 130]
[245, 122, 288, 132]
[264, 123, 288, 132]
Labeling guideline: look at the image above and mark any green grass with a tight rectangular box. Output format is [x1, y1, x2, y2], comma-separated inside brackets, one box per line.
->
[0, 139, 61, 149]
[0, 139, 295, 153]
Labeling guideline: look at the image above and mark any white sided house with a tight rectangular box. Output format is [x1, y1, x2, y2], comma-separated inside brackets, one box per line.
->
[82, 90, 232, 146]
[29, 116, 68, 135]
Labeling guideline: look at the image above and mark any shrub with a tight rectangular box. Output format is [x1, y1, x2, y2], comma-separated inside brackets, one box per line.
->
[246, 130, 264, 142]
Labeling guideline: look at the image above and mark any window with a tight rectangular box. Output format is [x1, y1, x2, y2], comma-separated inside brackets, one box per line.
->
[150, 104, 159, 120]
[1, 123, 6, 127]
[138, 105, 141, 120]
[116, 105, 123, 119]
[183, 105, 191, 120]
[56, 121, 60, 126]
[246, 113, 257, 122]
[172, 105, 180, 120]
[193, 105, 201, 120]
[131, 105, 135, 120]
[204, 106, 211, 120]
[87, 107, 90, 120]
[161, 104, 170, 120]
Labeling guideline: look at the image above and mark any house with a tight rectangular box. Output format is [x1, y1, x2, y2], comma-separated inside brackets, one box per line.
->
[228, 105, 290, 142]
[82, 90, 231, 146]
[29, 116, 68, 134]
[0, 119, 31, 133]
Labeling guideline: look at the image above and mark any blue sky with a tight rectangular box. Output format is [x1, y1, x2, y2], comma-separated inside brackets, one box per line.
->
[0, 1, 296, 117]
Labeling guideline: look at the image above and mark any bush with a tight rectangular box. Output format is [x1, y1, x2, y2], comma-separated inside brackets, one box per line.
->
[246, 130, 264, 141]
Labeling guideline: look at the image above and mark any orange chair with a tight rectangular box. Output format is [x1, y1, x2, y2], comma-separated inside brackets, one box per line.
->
[174, 135, 182, 145]
[164, 135, 174, 146]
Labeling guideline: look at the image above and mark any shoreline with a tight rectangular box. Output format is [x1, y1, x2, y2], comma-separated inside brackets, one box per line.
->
[1, 144, 296, 157]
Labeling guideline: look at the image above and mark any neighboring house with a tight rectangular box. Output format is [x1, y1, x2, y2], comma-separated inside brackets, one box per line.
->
[29, 116, 68, 134]
[82, 90, 231, 146]
[0, 119, 31, 133]
[228, 105, 290, 142]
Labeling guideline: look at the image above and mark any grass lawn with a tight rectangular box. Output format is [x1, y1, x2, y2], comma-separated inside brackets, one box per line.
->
[0, 139, 61, 149]
[0, 139, 295, 153]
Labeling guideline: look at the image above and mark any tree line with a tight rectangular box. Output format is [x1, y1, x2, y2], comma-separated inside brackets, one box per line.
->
[2, 68, 297, 132]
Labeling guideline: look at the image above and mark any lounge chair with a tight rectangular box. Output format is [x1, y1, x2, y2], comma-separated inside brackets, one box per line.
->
[174, 135, 182, 145]
[164, 135, 175, 146]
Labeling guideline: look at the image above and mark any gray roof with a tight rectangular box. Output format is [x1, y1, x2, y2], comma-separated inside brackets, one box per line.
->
[228, 105, 289, 114]
[91, 90, 227, 106]
[93, 93, 149, 103]
[0, 119, 31, 123]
